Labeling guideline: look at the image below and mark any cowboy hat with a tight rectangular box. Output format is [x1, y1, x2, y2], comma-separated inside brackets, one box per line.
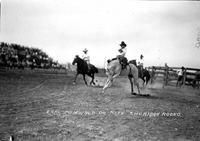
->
[119, 41, 127, 48]
[181, 66, 185, 70]
[83, 48, 88, 52]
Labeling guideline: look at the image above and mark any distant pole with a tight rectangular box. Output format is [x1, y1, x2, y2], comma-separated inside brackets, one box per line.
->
[163, 68, 166, 89]
[165, 68, 168, 86]
[163, 63, 169, 88]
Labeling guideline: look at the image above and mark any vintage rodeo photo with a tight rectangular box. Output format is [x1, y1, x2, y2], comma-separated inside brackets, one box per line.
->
[0, 0, 200, 141]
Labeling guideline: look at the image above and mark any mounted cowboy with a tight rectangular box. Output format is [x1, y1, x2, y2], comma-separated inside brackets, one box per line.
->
[82, 48, 91, 71]
[138, 54, 144, 68]
[117, 41, 128, 69]
[107, 41, 128, 69]
[103, 41, 142, 95]
[138, 54, 144, 77]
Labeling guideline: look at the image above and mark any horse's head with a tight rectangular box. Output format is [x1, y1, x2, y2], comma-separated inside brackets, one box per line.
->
[129, 60, 137, 66]
[72, 55, 80, 65]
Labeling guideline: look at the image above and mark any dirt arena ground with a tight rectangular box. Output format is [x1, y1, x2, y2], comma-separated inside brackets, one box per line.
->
[0, 70, 200, 141]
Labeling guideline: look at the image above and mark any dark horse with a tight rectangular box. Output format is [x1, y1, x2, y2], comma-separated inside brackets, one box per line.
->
[72, 55, 98, 85]
[129, 60, 151, 85]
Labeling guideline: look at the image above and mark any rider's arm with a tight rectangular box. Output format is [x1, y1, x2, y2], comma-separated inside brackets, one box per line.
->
[120, 48, 127, 56]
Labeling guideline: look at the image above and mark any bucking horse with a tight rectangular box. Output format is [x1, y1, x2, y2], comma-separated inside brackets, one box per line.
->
[103, 58, 149, 96]
[102, 57, 151, 96]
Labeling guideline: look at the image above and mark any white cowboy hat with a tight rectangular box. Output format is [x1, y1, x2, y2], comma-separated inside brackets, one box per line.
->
[83, 48, 88, 52]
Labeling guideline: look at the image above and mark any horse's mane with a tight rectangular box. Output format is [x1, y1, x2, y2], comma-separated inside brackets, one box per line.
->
[107, 59, 120, 67]
[75, 56, 85, 69]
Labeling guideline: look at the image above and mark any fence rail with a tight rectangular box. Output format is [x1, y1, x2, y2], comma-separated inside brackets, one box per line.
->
[148, 66, 200, 88]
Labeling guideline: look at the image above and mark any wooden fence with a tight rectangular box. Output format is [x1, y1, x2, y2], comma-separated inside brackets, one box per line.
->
[148, 66, 200, 88]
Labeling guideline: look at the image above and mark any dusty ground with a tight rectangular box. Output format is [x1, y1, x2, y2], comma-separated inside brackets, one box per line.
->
[0, 70, 200, 141]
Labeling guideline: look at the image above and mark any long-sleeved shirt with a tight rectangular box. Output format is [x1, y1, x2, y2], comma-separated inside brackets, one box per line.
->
[119, 47, 127, 57]
[138, 58, 144, 67]
[82, 53, 90, 64]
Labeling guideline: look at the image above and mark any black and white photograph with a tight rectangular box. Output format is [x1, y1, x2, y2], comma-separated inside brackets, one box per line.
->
[0, 0, 200, 140]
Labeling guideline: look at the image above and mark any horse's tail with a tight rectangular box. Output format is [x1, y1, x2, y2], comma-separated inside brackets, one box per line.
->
[90, 64, 98, 73]
[94, 66, 98, 73]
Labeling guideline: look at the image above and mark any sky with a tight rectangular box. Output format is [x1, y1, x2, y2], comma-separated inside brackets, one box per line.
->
[1, 0, 200, 68]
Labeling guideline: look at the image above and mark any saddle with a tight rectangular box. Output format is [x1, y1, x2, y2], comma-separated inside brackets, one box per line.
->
[118, 56, 128, 69]
[107, 56, 128, 70]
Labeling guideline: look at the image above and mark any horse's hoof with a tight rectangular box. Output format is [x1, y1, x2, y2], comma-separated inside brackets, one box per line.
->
[144, 94, 150, 97]
[131, 92, 137, 95]
[139, 94, 150, 97]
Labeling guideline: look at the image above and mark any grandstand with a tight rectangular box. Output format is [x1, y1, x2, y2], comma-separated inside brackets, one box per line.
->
[0, 42, 65, 70]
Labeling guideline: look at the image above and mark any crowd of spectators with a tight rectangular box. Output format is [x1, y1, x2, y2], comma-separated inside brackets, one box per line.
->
[0, 42, 64, 70]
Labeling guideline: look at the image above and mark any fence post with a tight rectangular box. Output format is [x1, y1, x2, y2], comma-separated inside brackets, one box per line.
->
[164, 65, 169, 88]
[183, 68, 187, 87]
[162, 68, 165, 88]
[166, 69, 169, 86]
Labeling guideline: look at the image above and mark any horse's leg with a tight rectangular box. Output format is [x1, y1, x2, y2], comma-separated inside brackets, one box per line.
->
[146, 77, 149, 85]
[134, 78, 140, 95]
[88, 74, 93, 85]
[141, 76, 145, 87]
[90, 74, 96, 85]
[103, 75, 112, 89]
[102, 78, 111, 93]
[73, 73, 79, 84]
[82, 74, 87, 85]
[102, 75, 115, 93]
[87, 73, 95, 86]
[92, 74, 96, 85]
[90, 76, 93, 85]
[128, 76, 134, 94]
